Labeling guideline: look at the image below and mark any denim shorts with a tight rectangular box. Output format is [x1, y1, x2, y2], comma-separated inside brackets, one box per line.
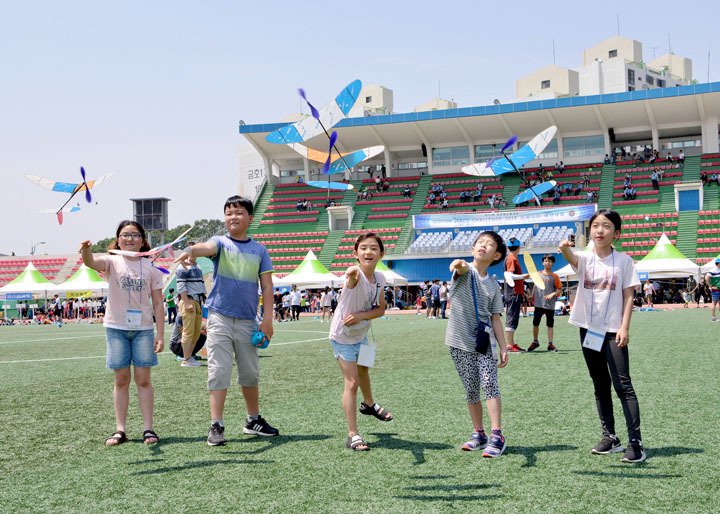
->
[331, 338, 367, 362]
[106, 328, 158, 369]
[712, 290, 720, 303]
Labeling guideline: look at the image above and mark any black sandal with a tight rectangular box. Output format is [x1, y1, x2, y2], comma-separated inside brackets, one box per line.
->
[359, 402, 393, 421]
[105, 430, 127, 446]
[346, 434, 370, 451]
[143, 429, 160, 445]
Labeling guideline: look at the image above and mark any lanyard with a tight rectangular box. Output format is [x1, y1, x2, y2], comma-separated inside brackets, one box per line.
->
[589, 249, 614, 326]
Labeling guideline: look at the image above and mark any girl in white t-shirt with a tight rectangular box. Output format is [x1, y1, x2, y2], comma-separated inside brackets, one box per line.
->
[559, 209, 645, 463]
[320, 286, 334, 322]
[80, 220, 165, 447]
[328, 233, 390, 451]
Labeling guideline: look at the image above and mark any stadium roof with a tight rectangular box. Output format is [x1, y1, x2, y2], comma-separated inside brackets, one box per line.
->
[239, 82, 720, 164]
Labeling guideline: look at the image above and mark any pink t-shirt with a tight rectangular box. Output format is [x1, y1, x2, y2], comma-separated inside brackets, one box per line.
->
[329, 270, 386, 345]
[96, 255, 164, 330]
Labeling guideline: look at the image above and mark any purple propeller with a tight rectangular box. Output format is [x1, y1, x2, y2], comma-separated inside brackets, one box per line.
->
[501, 135, 518, 153]
[298, 88, 320, 120]
[322, 131, 338, 174]
[80, 166, 92, 203]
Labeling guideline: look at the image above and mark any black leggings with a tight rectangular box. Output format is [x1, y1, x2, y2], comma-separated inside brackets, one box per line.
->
[292, 305, 301, 321]
[580, 328, 641, 442]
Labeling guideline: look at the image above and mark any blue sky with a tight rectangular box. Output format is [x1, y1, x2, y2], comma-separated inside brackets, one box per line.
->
[2, 0, 718, 255]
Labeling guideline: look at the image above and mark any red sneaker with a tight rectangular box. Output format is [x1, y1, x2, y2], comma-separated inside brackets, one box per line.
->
[527, 341, 540, 352]
[507, 343, 525, 353]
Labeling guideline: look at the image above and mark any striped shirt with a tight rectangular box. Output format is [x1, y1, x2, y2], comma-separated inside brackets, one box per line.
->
[205, 235, 273, 320]
[445, 267, 503, 353]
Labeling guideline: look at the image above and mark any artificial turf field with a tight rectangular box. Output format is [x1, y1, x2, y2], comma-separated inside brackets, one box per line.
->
[1, 308, 718, 513]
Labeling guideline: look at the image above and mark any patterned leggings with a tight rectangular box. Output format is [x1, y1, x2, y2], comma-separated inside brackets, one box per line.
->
[449, 347, 500, 403]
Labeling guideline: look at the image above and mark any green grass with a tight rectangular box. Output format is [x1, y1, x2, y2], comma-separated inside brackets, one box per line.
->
[1, 309, 719, 513]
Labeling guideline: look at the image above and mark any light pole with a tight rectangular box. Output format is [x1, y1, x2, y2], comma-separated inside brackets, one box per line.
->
[30, 241, 46, 255]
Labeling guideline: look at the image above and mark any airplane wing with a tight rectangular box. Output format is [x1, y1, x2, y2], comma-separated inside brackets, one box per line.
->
[84, 172, 114, 189]
[512, 180, 557, 205]
[306, 181, 354, 191]
[38, 206, 81, 214]
[109, 226, 193, 258]
[265, 80, 362, 144]
[461, 126, 557, 177]
[26, 174, 79, 193]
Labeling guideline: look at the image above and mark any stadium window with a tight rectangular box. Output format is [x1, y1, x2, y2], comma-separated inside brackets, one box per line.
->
[627, 69, 635, 83]
[609, 49, 618, 58]
[646, 75, 655, 85]
[541, 80, 551, 89]
[474, 144, 498, 163]
[517, 139, 558, 160]
[563, 135, 604, 158]
[657, 79, 666, 87]
[628, 86, 635, 92]
[432, 146, 470, 167]
[365, 96, 372, 103]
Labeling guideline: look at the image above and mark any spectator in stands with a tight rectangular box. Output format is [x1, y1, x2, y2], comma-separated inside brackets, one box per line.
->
[701, 171, 708, 185]
[563, 182, 572, 196]
[367, 165, 375, 179]
[381, 180, 390, 192]
[678, 150, 685, 165]
[623, 176, 632, 188]
[296, 200, 303, 211]
[586, 190, 595, 203]
[666, 152, 673, 162]
[302, 199, 309, 210]
[582, 175, 590, 189]
[604, 154, 612, 164]
[497, 196, 507, 208]
[296, 175, 304, 184]
[380, 164, 386, 178]
[710, 173, 720, 186]
[357, 186, 366, 199]
[573, 182, 584, 196]
[553, 188, 561, 205]
[440, 198, 449, 211]
[650, 170, 660, 190]
[428, 192, 437, 205]
[402, 186, 411, 198]
[476, 182, 484, 196]
[558, 161, 565, 172]
[375, 176, 382, 192]
[473, 187, 482, 203]
[459, 191, 467, 203]
[487, 194, 496, 208]
[623, 186, 632, 201]
[439, 190, 447, 201]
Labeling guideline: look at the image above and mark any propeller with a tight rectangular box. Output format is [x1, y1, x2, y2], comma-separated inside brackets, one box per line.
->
[322, 131, 338, 175]
[298, 88, 320, 120]
[501, 135, 518, 153]
[80, 166, 92, 203]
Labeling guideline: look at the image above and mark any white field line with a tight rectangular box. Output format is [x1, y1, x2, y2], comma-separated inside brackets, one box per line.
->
[0, 337, 329, 364]
[0, 335, 101, 346]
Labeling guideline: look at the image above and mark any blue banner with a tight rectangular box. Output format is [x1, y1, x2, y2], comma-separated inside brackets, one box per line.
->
[413, 204, 597, 230]
[6, 293, 32, 300]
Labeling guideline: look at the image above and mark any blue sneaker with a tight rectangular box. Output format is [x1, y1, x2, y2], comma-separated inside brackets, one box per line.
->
[482, 433, 507, 458]
[461, 431, 487, 451]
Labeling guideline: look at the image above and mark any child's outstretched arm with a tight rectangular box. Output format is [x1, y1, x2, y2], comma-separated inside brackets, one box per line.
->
[491, 313, 509, 368]
[175, 241, 218, 268]
[79, 240, 105, 273]
[449, 259, 469, 278]
[558, 239, 578, 268]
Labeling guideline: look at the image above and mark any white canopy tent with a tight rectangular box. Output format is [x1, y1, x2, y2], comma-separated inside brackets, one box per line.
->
[634, 234, 700, 278]
[273, 250, 343, 289]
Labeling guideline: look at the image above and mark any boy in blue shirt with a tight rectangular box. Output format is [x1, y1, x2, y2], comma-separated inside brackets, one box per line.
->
[176, 196, 277, 445]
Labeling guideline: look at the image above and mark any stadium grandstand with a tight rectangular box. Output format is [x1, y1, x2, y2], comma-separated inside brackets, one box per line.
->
[235, 78, 720, 283]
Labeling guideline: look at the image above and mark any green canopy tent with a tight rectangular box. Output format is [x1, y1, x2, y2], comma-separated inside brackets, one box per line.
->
[0, 262, 55, 318]
[635, 234, 700, 278]
[273, 250, 342, 289]
[0, 262, 54, 293]
[52, 264, 109, 293]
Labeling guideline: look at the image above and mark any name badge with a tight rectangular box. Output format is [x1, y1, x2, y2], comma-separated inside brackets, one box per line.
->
[582, 327, 606, 352]
[357, 342, 376, 368]
[125, 309, 142, 329]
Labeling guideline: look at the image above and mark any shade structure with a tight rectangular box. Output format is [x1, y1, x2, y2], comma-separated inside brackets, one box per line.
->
[700, 255, 720, 274]
[635, 234, 700, 278]
[273, 250, 343, 289]
[376, 261, 408, 286]
[0, 262, 55, 293]
[52, 264, 109, 292]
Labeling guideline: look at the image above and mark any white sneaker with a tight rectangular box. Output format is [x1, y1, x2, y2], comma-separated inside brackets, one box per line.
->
[181, 357, 202, 367]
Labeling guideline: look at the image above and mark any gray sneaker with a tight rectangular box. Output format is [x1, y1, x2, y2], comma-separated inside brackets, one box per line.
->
[207, 422, 226, 446]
